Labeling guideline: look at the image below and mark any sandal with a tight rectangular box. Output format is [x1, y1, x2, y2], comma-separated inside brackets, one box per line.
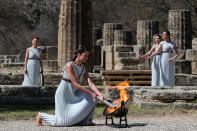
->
[36, 112, 43, 126]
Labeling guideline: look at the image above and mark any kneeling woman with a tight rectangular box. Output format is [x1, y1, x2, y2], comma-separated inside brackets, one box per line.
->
[36, 47, 104, 126]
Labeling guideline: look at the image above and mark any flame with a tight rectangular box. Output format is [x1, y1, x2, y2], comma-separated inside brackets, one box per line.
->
[106, 80, 130, 114]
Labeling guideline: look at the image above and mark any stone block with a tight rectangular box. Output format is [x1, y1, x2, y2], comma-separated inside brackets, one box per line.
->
[114, 52, 136, 58]
[134, 89, 196, 100]
[175, 74, 197, 86]
[175, 60, 191, 74]
[47, 46, 58, 60]
[113, 45, 134, 52]
[114, 30, 133, 45]
[103, 23, 123, 46]
[135, 100, 171, 108]
[88, 73, 103, 85]
[0, 63, 24, 68]
[39, 86, 57, 97]
[186, 49, 197, 61]
[191, 61, 197, 74]
[38, 46, 57, 60]
[42, 60, 58, 71]
[192, 38, 197, 49]
[0, 97, 54, 104]
[0, 73, 24, 85]
[44, 73, 62, 85]
[0, 86, 39, 97]
[174, 102, 197, 109]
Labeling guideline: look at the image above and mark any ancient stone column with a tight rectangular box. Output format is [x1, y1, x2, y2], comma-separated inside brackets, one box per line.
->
[103, 23, 123, 46]
[137, 20, 159, 69]
[93, 28, 102, 66]
[58, 0, 93, 71]
[168, 10, 192, 58]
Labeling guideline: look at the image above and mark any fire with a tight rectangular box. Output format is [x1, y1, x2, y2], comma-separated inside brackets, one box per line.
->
[106, 80, 130, 114]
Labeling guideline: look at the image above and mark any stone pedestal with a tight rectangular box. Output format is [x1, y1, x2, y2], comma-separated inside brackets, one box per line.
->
[168, 10, 192, 59]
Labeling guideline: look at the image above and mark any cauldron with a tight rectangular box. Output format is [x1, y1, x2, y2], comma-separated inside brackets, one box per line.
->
[103, 95, 132, 117]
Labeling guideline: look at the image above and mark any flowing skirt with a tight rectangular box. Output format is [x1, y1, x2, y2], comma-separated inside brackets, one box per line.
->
[151, 55, 160, 86]
[40, 80, 96, 126]
[160, 53, 174, 87]
[22, 59, 40, 86]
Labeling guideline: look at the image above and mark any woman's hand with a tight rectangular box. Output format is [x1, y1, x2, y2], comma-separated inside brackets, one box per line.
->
[145, 56, 152, 59]
[24, 69, 27, 74]
[96, 93, 104, 100]
[139, 56, 145, 59]
[168, 58, 174, 61]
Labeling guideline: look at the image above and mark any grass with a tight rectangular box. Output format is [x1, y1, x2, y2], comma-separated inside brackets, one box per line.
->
[0, 104, 55, 121]
[0, 103, 195, 121]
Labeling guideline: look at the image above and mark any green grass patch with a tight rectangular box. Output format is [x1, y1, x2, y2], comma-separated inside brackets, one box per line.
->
[0, 103, 55, 121]
[0, 103, 192, 121]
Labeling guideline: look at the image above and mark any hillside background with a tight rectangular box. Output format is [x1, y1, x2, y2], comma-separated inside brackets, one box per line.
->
[0, 0, 197, 58]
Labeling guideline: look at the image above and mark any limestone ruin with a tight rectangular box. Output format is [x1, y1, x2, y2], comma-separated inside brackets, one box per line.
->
[1, 1, 197, 109]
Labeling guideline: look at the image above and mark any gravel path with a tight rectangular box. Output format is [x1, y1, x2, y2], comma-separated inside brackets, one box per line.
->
[1, 115, 197, 131]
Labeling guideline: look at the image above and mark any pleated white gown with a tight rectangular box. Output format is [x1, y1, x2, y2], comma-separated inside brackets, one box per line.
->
[40, 62, 96, 126]
[160, 41, 175, 87]
[22, 47, 41, 86]
[151, 44, 161, 86]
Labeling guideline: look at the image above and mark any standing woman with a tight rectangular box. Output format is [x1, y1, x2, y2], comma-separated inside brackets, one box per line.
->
[139, 34, 162, 86]
[36, 46, 104, 126]
[159, 31, 179, 86]
[22, 36, 43, 86]
[146, 31, 180, 87]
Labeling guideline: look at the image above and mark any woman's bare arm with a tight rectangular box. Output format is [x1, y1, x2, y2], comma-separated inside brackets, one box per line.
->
[85, 69, 104, 99]
[169, 44, 180, 61]
[147, 43, 162, 59]
[24, 49, 29, 74]
[139, 45, 155, 58]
